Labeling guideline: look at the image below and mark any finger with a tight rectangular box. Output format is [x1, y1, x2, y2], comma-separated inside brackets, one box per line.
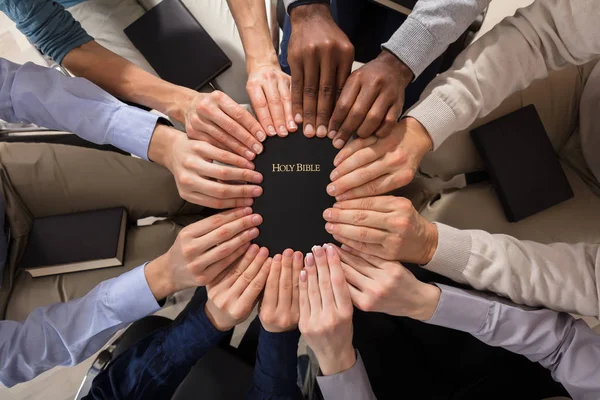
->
[336, 246, 379, 278]
[239, 256, 272, 306]
[291, 251, 303, 315]
[333, 196, 397, 212]
[247, 84, 276, 138]
[185, 192, 254, 209]
[214, 108, 264, 156]
[341, 244, 389, 269]
[336, 173, 407, 201]
[325, 244, 352, 311]
[278, 75, 297, 132]
[299, 268, 310, 323]
[347, 281, 372, 311]
[200, 162, 263, 184]
[340, 261, 373, 292]
[328, 76, 360, 142]
[328, 159, 387, 199]
[312, 246, 334, 311]
[210, 243, 260, 291]
[263, 77, 289, 137]
[332, 135, 377, 168]
[196, 142, 256, 170]
[230, 246, 270, 296]
[305, 252, 322, 312]
[335, 47, 354, 103]
[279, 249, 294, 307]
[290, 61, 304, 125]
[200, 121, 256, 160]
[323, 207, 387, 229]
[316, 54, 336, 138]
[186, 207, 252, 238]
[195, 178, 263, 200]
[197, 227, 261, 269]
[332, 235, 385, 259]
[201, 242, 251, 285]
[263, 253, 282, 309]
[373, 102, 403, 138]
[355, 94, 393, 138]
[325, 223, 387, 244]
[335, 87, 379, 143]
[302, 55, 319, 138]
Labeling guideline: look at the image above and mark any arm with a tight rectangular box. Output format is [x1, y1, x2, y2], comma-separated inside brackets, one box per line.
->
[226, 0, 297, 137]
[427, 285, 600, 399]
[0, 265, 160, 387]
[406, 0, 600, 150]
[316, 352, 375, 400]
[425, 223, 600, 318]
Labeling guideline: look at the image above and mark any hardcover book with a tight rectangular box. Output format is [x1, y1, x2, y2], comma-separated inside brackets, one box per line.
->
[252, 129, 339, 254]
[19, 208, 127, 277]
[470, 105, 574, 222]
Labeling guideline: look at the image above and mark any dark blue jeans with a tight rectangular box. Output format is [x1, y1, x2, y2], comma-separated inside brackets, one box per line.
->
[279, 0, 442, 111]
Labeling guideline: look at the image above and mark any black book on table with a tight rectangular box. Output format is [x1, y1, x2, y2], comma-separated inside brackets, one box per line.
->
[470, 105, 573, 222]
[124, 0, 231, 91]
[252, 129, 339, 254]
[19, 208, 127, 277]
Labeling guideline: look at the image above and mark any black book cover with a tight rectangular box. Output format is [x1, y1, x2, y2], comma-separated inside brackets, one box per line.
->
[253, 129, 338, 254]
[124, 0, 231, 91]
[470, 105, 573, 222]
[19, 208, 127, 277]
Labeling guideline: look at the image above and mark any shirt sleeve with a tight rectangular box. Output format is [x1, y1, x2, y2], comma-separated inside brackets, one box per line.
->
[381, 0, 490, 78]
[425, 222, 600, 319]
[406, 0, 600, 149]
[0, 58, 158, 160]
[0, 265, 159, 388]
[84, 302, 228, 400]
[316, 351, 376, 400]
[248, 326, 302, 400]
[0, 0, 93, 64]
[427, 285, 600, 400]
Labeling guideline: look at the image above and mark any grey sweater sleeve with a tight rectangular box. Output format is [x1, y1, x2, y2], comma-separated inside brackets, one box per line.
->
[381, 0, 490, 78]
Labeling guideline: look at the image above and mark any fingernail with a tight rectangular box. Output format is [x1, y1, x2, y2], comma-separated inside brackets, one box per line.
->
[330, 170, 338, 181]
[323, 209, 331, 219]
[244, 198, 254, 206]
[300, 270, 307, 281]
[249, 227, 259, 238]
[333, 139, 345, 149]
[295, 113, 302, 123]
[283, 248, 293, 257]
[313, 246, 324, 257]
[325, 223, 334, 232]
[246, 161, 255, 169]
[279, 125, 288, 136]
[305, 124, 314, 136]
[305, 253, 315, 266]
[333, 202, 342, 208]
[245, 150, 255, 160]
[243, 207, 252, 215]
[294, 252, 303, 261]
[252, 187, 262, 197]
[288, 120, 297, 130]
[326, 245, 335, 256]
[257, 131, 266, 142]
[252, 214, 262, 224]
[273, 254, 282, 262]
[333, 156, 341, 167]
[328, 130, 337, 139]
[251, 173, 263, 184]
[317, 125, 327, 137]
[327, 185, 336, 196]
[253, 143, 263, 154]
[336, 194, 347, 201]
[268, 126, 277, 136]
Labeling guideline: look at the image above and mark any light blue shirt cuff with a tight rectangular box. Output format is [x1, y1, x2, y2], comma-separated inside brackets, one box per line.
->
[425, 284, 491, 334]
[108, 106, 159, 161]
[107, 264, 161, 323]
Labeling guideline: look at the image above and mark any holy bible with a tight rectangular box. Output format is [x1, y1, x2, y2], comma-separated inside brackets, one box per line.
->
[252, 129, 339, 254]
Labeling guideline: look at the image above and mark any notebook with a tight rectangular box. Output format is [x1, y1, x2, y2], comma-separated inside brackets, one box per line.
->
[124, 0, 231, 90]
[252, 128, 339, 254]
[19, 208, 127, 277]
[470, 105, 574, 222]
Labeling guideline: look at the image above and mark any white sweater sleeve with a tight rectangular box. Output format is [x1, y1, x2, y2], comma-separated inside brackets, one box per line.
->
[406, 0, 600, 149]
[425, 223, 600, 318]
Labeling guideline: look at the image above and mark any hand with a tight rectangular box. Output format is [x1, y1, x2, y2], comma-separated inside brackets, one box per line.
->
[205, 244, 271, 331]
[299, 245, 356, 376]
[259, 249, 304, 332]
[327, 117, 433, 201]
[144, 207, 262, 300]
[323, 196, 438, 264]
[149, 125, 263, 208]
[185, 91, 266, 160]
[329, 50, 413, 149]
[336, 245, 440, 320]
[288, 4, 354, 138]
[247, 63, 298, 137]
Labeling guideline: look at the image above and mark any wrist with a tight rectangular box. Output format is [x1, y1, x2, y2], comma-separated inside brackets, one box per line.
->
[404, 116, 433, 154]
[165, 86, 197, 124]
[290, 3, 332, 23]
[204, 301, 234, 332]
[420, 222, 438, 265]
[317, 344, 356, 376]
[411, 283, 441, 321]
[144, 254, 176, 301]
[148, 123, 181, 171]
[246, 53, 280, 73]
[377, 49, 414, 83]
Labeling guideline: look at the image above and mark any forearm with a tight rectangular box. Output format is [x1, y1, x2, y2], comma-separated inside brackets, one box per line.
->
[427, 285, 600, 399]
[406, 0, 600, 149]
[62, 41, 196, 123]
[226, 0, 278, 70]
[382, 0, 490, 78]
[0, 265, 159, 387]
[85, 305, 228, 400]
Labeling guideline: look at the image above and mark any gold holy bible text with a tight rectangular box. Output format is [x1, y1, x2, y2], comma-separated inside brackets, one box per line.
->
[272, 163, 321, 172]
